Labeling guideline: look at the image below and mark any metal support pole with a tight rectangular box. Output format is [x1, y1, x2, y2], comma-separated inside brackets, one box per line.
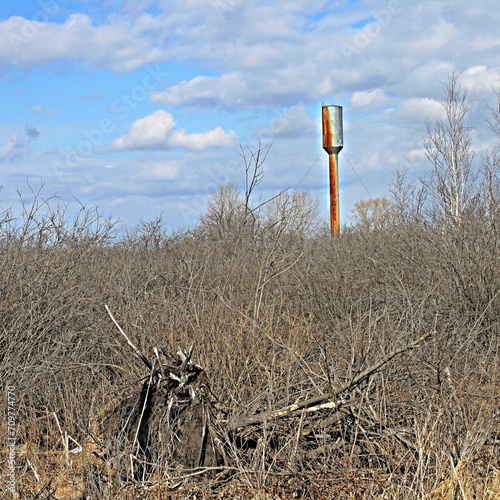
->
[322, 104, 343, 237]
[328, 153, 340, 236]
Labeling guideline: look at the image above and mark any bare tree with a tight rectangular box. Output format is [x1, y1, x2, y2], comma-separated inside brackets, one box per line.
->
[389, 167, 426, 225]
[199, 143, 275, 240]
[262, 189, 320, 239]
[241, 142, 270, 221]
[350, 196, 396, 231]
[486, 87, 500, 140]
[423, 72, 478, 227]
[479, 87, 500, 241]
[199, 181, 245, 239]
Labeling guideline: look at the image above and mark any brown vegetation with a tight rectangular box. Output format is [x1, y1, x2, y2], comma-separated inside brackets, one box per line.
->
[1, 76, 499, 499]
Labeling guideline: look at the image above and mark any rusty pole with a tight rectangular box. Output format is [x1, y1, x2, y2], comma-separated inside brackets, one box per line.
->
[322, 104, 343, 236]
[328, 152, 340, 235]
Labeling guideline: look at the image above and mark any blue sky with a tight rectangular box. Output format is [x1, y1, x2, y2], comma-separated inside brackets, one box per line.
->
[1, 0, 499, 231]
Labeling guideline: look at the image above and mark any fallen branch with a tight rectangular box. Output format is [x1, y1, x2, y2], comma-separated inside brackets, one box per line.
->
[229, 332, 432, 429]
[105, 304, 153, 370]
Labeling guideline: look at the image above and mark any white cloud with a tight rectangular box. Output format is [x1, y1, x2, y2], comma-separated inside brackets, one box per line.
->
[470, 35, 500, 51]
[0, 126, 40, 162]
[394, 98, 446, 123]
[30, 104, 57, 115]
[141, 160, 180, 180]
[109, 110, 237, 151]
[112, 110, 176, 150]
[256, 105, 316, 139]
[168, 126, 237, 150]
[350, 89, 391, 110]
[398, 62, 455, 99]
[409, 20, 459, 53]
[460, 65, 500, 97]
[150, 66, 331, 111]
[0, 13, 167, 72]
[407, 148, 428, 160]
[150, 73, 248, 108]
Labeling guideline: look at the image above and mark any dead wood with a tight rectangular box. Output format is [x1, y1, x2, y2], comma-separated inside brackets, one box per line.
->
[229, 332, 432, 429]
[105, 306, 229, 480]
[105, 304, 153, 370]
[105, 306, 433, 484]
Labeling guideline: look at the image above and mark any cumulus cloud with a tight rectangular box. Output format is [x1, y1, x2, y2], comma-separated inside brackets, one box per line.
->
[150, 68, 329, 111]
[256, 105, 316, 139]
[150, 73, 248, 108]
[0, 12, 168, 72]
[460, 65, 500, 97]
[168, 127, 237, 150]
[1, 0, 499, 229]
[109, 110, 237, 151]
[112, 110, 175, 150]
[350, 89, 391, 110]
[0, 126, 40, 162]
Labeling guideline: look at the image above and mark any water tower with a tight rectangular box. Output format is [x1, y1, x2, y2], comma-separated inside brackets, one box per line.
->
[322, 104, 343, 236]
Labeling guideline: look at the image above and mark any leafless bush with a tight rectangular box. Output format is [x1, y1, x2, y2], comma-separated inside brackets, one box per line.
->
[1, 80, 499, 498]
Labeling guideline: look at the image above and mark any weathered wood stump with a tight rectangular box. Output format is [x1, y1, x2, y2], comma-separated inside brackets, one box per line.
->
[105, 305, 433, 486]
[117, 345, 228, 480]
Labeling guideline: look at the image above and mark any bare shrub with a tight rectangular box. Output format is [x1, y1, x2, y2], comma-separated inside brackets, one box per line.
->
[1, 80, 499, 498]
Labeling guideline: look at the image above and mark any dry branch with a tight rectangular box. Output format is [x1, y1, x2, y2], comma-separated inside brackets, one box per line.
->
[105, 304, 153, 370]
[229, 332, 432, 429]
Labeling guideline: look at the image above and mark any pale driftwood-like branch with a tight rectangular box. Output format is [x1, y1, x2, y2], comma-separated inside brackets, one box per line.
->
[178, 343, 195, 371]
[105, 304, 153, 370]
[229, 332, 432, 429]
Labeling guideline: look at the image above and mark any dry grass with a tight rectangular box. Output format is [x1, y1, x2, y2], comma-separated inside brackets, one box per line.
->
[0, 178, 499, 499]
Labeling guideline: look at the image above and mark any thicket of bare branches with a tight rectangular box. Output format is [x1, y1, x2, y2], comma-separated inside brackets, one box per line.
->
[0, 78, 499, 499]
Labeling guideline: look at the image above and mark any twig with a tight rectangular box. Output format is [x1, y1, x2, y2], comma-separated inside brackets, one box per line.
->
[132, 368, 156, 457]
[105, 304, 153, 370]
[67, 434, 83, 453]
[52, 412, 70, 465]
[32, 481, 54, 500]
[230, 332, 432, 429]
[27, 458, 40, 482]
[153, 347, 165, 378]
